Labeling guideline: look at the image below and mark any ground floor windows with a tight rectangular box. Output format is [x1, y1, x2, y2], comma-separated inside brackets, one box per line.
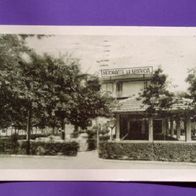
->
[114, 114, 196, 142]
[120, 116, 148, 140]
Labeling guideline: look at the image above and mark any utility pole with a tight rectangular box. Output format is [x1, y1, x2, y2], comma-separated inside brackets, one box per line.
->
[26, 104, 32, 155]
[97, 39, 111, 69]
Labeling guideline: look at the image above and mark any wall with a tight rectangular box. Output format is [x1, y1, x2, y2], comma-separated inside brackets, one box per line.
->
[122, 81, 145, 97]
[101, 80, 145, 98]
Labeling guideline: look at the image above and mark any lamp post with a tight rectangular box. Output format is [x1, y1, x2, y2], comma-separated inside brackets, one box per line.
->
[96, 123, 101, 153]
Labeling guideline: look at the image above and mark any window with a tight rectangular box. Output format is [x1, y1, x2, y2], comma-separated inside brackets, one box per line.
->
[116, 82, 123, 97]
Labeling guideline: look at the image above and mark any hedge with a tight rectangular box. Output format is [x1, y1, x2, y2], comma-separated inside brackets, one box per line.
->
[99, 141, 196, 162]
[21, 141, 79, 156]
[0, 138, 79, 156]
[153, 143, 196, 162]
[0, 134, 20, 154]
[1, 134, 50, 140]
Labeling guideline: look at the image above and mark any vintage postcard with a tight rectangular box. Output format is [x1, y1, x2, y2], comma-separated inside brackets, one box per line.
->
[0, 26, 195, 181]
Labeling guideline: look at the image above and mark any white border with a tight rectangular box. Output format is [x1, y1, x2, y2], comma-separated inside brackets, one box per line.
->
[0, 25, 196, 36]
[0, 25, 196, 181]
[1, 169, 196, 181]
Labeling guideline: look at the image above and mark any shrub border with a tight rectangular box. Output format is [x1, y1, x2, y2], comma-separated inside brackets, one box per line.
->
[0, 139, 79, 156]
[99, 141, 196, 162]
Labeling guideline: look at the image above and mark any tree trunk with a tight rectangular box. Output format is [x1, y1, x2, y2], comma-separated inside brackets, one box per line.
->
[61, 118, 66, 140]
[11, 126, 13, 135]
[97, 124, 100, 150]
[26, 105, 32, 155]
[52, 124, 55, 135]
[73, 125, 79, 138]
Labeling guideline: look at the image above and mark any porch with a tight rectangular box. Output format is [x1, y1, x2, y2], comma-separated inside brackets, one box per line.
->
[112, 97, 196, 142]
[101, 95, 196, 162]
[113, 114, 195, 142]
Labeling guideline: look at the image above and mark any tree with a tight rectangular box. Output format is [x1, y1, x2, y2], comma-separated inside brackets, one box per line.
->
[30, 55, 113, 136]
[67, 74, 113, 134]
[186, 68, 196, 104]
[186, 68, 196, 119]
[29, 55, 113, 138]
[0, 34, 112, 154]
[17, 53, 84, 153]
[0, 35, 29, 130]
[139, 68, 174, 115]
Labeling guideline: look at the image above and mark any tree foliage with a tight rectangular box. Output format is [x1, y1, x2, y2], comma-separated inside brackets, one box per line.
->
[0, 34, 112, 136]
[67, 75, 113, 129]
[186, 68, 196, 119]
[186, 68, 196, 104]
[0, 35, 29, 129]
[139, 68, 174, 115]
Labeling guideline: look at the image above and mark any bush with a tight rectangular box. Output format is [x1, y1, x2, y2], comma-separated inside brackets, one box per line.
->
[99, 141, 153, 160]
[18, 134, 50, 140]
[99, 141, 196, 162]
[87, 134, 110, 151]
[9, 134, 19, 153]
[0, 134, 50, 140]
[0, 139, 9, 153]
[86, 127, 110, 151]
[21, 141, 79, 156]
[100, 135, 110, 141]
[153, 143, 196, 162]
[0, 135, 19, 154]
[87, 138, 97, 151]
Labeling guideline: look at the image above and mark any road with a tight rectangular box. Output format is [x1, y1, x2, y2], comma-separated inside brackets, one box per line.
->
[0, 151, 196, 169]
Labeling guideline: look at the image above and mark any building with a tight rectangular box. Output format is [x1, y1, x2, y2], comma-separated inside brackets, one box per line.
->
[101, 66, 153, 100]
[100, 66, 196, 142]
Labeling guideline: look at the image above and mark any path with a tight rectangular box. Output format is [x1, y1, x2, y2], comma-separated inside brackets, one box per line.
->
[0, 151, 196, 169]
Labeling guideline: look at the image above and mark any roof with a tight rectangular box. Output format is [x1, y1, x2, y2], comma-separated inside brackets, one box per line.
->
[170, 98, 193, 111]
[113, 97, 194, 114]
[113, 97, 147, 113]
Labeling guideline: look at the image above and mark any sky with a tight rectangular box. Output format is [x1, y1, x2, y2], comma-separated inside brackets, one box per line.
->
[26, 34, 196, 92]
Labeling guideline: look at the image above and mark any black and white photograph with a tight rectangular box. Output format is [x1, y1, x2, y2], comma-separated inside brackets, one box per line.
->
[0, 26, 195, 181]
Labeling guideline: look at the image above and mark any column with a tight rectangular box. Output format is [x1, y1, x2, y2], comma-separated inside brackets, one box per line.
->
[109, 127, 113, 141]
[166, 118, 169, 136]
[113, 81, 117, 98]
[170, 118, 174, 137]
[127, 119, 130, 135]
[185, 118, 192, 142]
[176, 119, 181, 140]
[148, 117, 153, 142]
[184, 120, 187, 139]
[64, 123, 66, 141]
[115, 114, 120, 141]
[165, 118, 169, 136]
[194, 122, 196, 136]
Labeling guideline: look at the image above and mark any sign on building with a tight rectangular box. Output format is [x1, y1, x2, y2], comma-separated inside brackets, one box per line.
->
[100, 66, 153, 77]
